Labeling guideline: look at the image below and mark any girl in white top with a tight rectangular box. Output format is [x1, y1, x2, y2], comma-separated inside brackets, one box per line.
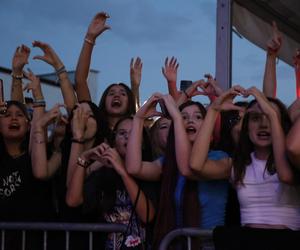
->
[189, 86, 300, 230]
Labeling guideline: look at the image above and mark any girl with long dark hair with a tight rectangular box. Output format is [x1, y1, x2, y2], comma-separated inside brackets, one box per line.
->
[190, 86, 300, 249]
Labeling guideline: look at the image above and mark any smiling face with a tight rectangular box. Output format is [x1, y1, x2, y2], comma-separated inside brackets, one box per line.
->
[114, 118, 133, 158]
[181, 104, 205, 143]
[0, 104, 29, 141]
[105, 85, 129, 117]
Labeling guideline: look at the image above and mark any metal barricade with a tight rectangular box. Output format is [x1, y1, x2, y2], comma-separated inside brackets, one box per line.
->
[0, 222, 127, 250]
[158, 227, 213, 250]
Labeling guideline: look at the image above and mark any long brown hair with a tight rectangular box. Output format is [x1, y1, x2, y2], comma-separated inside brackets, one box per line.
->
[232, 97, 291, 185]
[153, 101, 206, 249]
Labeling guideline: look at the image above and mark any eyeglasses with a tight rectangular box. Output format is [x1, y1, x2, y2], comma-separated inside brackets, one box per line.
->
[228, 114, 242, 127]
[115, 129, 131, 138]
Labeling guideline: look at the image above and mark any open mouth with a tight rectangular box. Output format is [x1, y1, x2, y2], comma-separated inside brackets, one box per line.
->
[8, 123, 20, 130]
[112, 99, 121, 107]
[257, 131, 270, 139]
[186, 126, 196, 135]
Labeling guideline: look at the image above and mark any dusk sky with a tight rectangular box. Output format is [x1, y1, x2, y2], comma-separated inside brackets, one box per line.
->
[0, 0, 296, 106]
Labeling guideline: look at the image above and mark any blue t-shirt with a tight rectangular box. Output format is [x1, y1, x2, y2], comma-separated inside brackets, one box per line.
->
[174, 150, 228, 229]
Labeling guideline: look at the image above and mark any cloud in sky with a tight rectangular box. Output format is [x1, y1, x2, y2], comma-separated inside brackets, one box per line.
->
[0, 0, 295, 105]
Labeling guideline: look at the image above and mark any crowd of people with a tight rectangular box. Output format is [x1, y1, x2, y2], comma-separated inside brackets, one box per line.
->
[1, 12, 300, 250]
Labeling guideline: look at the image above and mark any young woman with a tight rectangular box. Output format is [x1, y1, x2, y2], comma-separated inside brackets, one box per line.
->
[126, 93, 229, 249]
[0, 101, 53, 249]
[189, 86, 300, 249]
[75, 11, 136, 140]
[149, 116, 171, 158]
[66, 117, 155, 249]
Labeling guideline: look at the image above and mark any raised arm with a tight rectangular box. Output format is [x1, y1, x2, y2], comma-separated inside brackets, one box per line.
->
[161, 94, 193, 177]
[32, 41, 77, 112]
[66, 105, 90, 186]
[190, 88, 242, 179]
[286, 100, 300, 167]
[293, 49, 300, 98]
[162, 57, 180, 101]
[248, 87, 294, 184]
[11, 45, 30, 102]
[23, 69, 45, 153]
[263, 21, 282, 98]
[125, 93, 163, 181]
[75, 12, 110, 101]
[31, 104, 64, 179]
[130, 57, 142, 111]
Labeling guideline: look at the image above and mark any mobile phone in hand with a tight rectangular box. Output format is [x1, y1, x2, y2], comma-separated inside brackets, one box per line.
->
[180, 80, 193, 91]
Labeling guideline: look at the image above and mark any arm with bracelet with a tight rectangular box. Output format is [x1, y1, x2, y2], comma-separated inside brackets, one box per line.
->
[31, 104, 63, 179]
[66, 104, 94, 187]
[75, 12, 110, 102]
[11, 44, 30, 102]
[23, 69, 46, 153]
[32, 41, 77, 112]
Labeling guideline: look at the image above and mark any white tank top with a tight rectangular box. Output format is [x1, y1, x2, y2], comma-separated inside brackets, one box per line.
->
[232, 152, 300, 230]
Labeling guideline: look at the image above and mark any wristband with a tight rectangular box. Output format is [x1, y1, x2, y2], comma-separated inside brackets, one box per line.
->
[71, 138, 85, 144]
[84, 38, 95, 46]
[56, 65, 67, 76]
[77, 156, 91, 169]
[11, 72, 23, 80]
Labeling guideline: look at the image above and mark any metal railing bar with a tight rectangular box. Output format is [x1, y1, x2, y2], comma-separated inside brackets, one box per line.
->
[89, 231, 93, 250]
[1, 230, 5, 250]
[65, 231, 69, 250]
[158, 228, 213, 250]
[43, 230, 47, 250]
[187, 236, 191, 250]
[21, 230, 25, 250]
[0, 222, 127, 233]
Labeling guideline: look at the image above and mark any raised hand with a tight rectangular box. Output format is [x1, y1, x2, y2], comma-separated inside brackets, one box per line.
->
[162, 56, 179, 83]
[246, 86, 278, 117]
[160, 94, 181, 120]
[86, 12, 111, 42]
[135, 93, 163, 120]
[102, 147, 126, 176]
[211, 85, 246, 111]
[12, 45, 30, 74]
[32, 41, 64, 70]
[71, 104, 89, 140]
[23, 69, 43, 99]
[130, 57, 143, 88]
[267, 21, 282, 55]
[202, 74, 223, 97]
[35, 104, 65, 129]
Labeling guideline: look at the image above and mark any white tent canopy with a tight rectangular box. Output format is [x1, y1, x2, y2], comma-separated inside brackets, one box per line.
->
[233, 0, 300, 67]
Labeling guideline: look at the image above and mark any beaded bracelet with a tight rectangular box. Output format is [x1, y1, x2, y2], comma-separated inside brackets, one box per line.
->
[11, 72, 23, 80]
[77, 156, 91, 169]
[56, 65, 67, 76]
[84, 38, 95, 46]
